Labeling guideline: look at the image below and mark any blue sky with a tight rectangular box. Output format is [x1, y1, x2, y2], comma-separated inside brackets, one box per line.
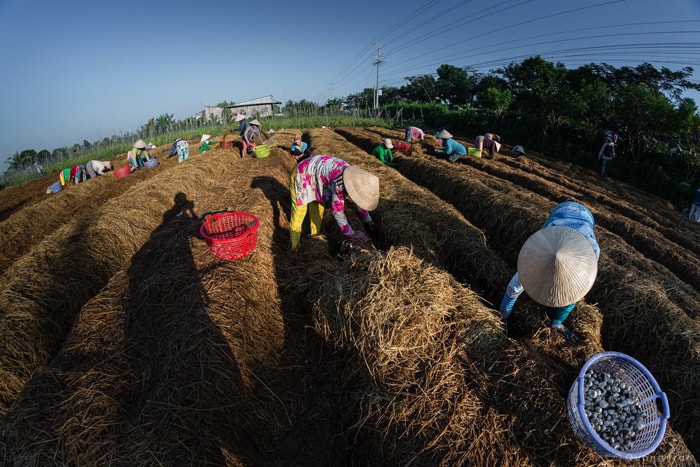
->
[1, 0, 699, 171]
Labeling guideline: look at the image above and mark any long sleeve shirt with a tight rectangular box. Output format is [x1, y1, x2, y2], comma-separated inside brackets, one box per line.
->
[482, 137, 499, 156]
[291, 141, 309, 160]
[542, 201, 600, 260]
[199, 141, 214, 153]
[89, 160, 107, 175]
[442, 138, 467, 156]
[238, 120, 250, 140]
[293, 155, 373, 237]
[168, 138, 187, 157]
[371, 145, 394, 164]
[502, 201, 599, 326]
[408, 126, 425, 140]
[244, 126, 263, 144]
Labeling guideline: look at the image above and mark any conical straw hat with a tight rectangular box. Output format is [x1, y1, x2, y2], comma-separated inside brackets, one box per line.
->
[343, 166, 379, 211]
[517, 226, 597, 307]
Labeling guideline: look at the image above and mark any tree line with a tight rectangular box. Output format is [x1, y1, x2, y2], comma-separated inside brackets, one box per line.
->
[341, 57, 700, 206]
[4, 56, 700, 206]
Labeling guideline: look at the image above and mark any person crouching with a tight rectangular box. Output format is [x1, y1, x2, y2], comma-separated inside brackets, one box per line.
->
[289, 155, 379, 250]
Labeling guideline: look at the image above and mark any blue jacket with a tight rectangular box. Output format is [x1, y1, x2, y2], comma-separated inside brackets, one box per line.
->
[442, 138, 467, 156]
[543, 201, 600, 260]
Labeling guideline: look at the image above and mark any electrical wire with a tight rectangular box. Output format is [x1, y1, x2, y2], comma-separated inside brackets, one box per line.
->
[326, 0, 700, 101]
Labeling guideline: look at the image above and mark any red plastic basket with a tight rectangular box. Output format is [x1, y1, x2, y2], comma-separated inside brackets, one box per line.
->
[200, 212, 260, 260]
[393, 140, 411, 153]
[114, 165, 132, 179]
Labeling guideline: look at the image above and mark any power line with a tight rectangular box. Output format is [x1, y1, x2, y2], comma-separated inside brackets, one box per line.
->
[325, 0, 700, 101]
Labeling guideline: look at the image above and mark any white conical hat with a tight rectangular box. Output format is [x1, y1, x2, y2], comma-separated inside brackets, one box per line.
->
[438, 129, 453, 139]
[517, 226, 597, 307]
[383, 138, 393, 148]
[201, 134, 211, 142]
[343, 166, 379, 211]
[134, 139, 147, 149]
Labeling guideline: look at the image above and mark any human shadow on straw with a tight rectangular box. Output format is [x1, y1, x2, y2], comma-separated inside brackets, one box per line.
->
[250, 175, 293, 247]
[123, 192, 254, 464]
[248, 174, 378, 463]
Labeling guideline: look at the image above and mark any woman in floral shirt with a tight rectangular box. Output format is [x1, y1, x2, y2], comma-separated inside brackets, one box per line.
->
[289, 155, 379, 250]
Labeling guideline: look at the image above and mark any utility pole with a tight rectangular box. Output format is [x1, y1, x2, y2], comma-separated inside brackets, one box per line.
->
[374, 42, 383, 110]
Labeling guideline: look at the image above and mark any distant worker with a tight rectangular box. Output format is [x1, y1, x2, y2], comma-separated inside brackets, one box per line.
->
[392, 140, 411, 154]
[34, 161, 44, 176]
[128, 139, 151, 169]
[59, 167, 71, 186]
[371, 138, 394, 166]
[289, 155, 379, 251]
[598, 130, 619, 177]
[512, 145, 526, 156]
[689, 187, 700, 222]
[436, 130, 467, 162]
[499, 201, 600, 342]
[199, 134, 215, 154]
[405, 126, 425, 143]
[474, 133, 501, 159]
[235, 114, 250, 154]
[69, 164, 87, 185]
[242, 119, 267, 157]
[168, 137, 190, 163]
[291, 134, 310, 162]
[85, 160, 113, 178]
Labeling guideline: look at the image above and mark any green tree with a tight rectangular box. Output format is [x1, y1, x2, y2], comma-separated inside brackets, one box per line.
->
[36, 149, 50, 164]
[217, 102, 235, 123]
[378, 86, 403, 104]
[476, 87, 514, 123]
[155, 114, 175, 133]
[6, 149, 36, 170]
[614, 83, 676, 161]
[324, 98, 344, 114]
[402, 74, 438, 102]
[569, 75, 614, 149]
[344, 90, 374, 111]
[284, 99, 322, 118]
[497, 56, 571, 138]
[141, 118, 156, 138]
[605, 63, 700, 104]
[435, 64, 477, 106]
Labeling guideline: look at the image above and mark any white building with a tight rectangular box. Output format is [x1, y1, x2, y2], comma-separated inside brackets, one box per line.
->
[197, 95, 282, 123]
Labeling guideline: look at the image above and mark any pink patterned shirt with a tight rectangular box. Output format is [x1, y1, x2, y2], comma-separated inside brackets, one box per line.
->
[294, 155, 372, 236]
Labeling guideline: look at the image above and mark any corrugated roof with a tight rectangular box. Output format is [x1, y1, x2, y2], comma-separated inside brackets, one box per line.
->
[230, 95, 281, 107]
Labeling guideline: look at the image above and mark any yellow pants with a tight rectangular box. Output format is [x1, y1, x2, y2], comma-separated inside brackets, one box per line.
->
[289, 171, 324, 250]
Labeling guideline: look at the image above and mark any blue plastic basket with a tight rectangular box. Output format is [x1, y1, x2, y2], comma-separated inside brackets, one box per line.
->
[567, 351, 669, 460]
[48, 181, 62, 193]
[144, 158, 159, 169]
